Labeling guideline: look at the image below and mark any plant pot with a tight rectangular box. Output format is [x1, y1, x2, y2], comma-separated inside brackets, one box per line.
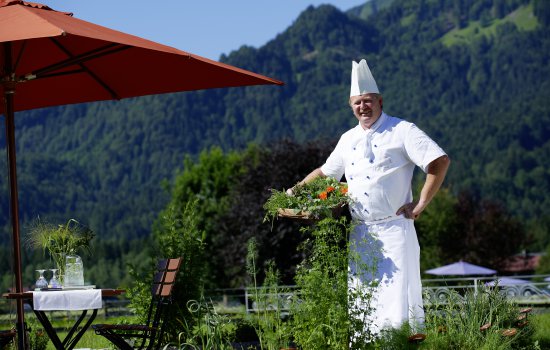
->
[277, 204, 346, 222]
[277, 208, 314, 221]
[407, 333, 426, 343]
[280, 344, 298, 350]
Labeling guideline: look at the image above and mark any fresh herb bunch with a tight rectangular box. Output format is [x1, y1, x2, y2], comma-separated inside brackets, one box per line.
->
[264, 177, 350, 222]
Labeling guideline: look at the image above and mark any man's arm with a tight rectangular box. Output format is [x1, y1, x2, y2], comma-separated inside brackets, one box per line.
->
[397, 155, 451, 220]
[286, 167, 326, 195]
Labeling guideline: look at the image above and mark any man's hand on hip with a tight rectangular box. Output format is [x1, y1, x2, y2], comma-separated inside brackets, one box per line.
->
[396, 201, 423, 220]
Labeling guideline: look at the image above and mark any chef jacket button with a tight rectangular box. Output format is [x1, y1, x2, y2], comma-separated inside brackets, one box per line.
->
[364, 192, 368, 196]
[350, 176, 353, 180]
[374, 144, 378, 148]
[352, 162, 354, 165]
[366, 176, 370, 179]
[369, 160, 374, 164]
[353, 147, 356, 150]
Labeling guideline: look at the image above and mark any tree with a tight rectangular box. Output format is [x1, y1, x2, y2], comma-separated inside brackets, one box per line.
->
[439, 191, 527, 269]
[213, 139, 337, 288]
[163, 147, 245, 288]
[535, 243, 550, 275]
[415, 188, 459, 272]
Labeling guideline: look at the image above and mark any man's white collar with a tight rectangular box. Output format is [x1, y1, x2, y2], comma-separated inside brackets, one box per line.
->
[357, 112, 387, 133]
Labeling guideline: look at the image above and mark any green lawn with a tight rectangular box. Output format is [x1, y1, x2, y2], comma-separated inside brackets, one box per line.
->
[533, 312, 550, 348]
[28, 314, 136, 350]
[4, 305, 550, 349]
[44, 310, 550, 350]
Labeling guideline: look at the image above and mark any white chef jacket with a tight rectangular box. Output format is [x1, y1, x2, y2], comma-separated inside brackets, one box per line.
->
[321, 112, 446, 334]
[321, 112, 446, 223]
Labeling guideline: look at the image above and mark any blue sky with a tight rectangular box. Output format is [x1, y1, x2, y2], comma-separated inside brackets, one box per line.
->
[45, 1, 367, 60]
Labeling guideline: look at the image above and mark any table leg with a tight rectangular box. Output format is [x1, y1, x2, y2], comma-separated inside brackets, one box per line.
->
[32, 309, 98, 350]
[33, 309, 64, 350]
[63, 309, 98, 350]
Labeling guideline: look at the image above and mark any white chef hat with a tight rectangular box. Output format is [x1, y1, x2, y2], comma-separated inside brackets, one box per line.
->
[350, 59, 379, 97]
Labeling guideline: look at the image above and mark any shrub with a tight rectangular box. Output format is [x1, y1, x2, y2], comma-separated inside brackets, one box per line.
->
[422, 286, 537, 349]
[126, 199, 207, 345]
[177, 297, 235, 349]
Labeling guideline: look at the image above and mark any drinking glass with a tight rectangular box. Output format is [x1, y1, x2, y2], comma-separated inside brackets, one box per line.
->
[49, 268, 61, 288]
[35, 269, 48, 290]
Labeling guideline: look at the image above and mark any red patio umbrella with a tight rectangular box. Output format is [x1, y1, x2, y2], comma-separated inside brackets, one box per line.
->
[0, 1, 283, 347]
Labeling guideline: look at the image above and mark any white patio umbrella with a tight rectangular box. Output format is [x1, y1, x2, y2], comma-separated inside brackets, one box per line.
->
[425, 261, 497, 276]
[485, 277, 530, 287]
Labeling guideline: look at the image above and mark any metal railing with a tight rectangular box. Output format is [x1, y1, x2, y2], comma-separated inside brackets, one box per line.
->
[2, 275, 548, 323]
[0, 298, 132, 327]
[206, 274, 550, 313]
[422, 274, 550, 307]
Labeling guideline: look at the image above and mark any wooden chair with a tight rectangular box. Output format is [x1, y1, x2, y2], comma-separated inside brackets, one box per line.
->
[0, 329, 16, 349]
[93, 258, 182, 350]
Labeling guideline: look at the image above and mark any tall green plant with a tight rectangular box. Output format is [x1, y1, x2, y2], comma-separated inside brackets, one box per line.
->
[290, 217, 378, 350]
[246, 238, 292, 350]
[125, 257, 157, 323]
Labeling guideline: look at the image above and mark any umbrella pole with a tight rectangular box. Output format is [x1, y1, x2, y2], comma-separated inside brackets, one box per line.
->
[3, 42, 27, 350]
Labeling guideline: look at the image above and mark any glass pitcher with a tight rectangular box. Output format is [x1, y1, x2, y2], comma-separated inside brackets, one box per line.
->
[64, 254, 84, 286]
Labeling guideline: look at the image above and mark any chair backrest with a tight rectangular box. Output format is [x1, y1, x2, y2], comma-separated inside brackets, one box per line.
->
[0, 329, 16, 349]
[135, 258, 182, 350]
[151, 258, 181, 298]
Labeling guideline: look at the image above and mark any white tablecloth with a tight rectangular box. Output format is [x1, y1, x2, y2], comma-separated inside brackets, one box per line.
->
[33, 289, 102, 311]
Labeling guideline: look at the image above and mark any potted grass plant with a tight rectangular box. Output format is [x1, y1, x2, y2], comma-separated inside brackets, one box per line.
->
[26, 218, 94, 285]
[263, 177, 350, 223]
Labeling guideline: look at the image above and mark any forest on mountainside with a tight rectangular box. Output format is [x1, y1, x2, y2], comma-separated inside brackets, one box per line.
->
[1, 0, 549, 290]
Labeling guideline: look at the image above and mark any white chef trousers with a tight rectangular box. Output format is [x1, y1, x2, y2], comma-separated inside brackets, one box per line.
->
[349, 216, 424, 335]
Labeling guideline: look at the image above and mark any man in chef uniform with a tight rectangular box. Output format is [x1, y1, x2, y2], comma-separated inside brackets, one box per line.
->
[287, 59, 450, 335]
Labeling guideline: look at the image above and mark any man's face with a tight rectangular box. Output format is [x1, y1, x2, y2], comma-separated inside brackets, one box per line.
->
[350, 93, 383, 129]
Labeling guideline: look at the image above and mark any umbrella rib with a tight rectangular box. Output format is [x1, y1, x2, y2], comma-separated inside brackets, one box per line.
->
[38, 68, 86, 79]
[31, 42, 122, 77]
[13, 40, 27, 74]
[47, 38, 123, 99]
